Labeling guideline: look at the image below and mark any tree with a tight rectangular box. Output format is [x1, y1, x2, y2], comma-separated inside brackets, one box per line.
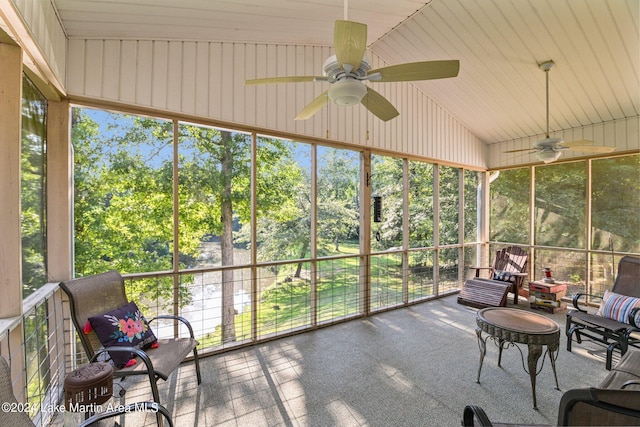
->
[73, 111, 175, 276]
[73, 110, 184, 311]
[534, 162, 586, 249]
[73, 110, 310, 342]
[591, 155, 640, 253]
[239, 139, 310, 273]
[317, 148, 360, 253]
[371, 155, 404, 250]
[408, 161, 434, 249]
[439, 165, 460, 247]
[463, 170, 480, 243]
[21, 78, 47, 298]
[178, 125, 252, 342]
[490, 168, 531, 243]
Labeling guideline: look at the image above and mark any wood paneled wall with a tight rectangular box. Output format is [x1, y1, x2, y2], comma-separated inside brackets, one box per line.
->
[66, 39, 487, 167]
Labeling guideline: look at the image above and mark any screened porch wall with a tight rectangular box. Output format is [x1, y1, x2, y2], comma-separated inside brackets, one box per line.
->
[65, 38, 487, 168]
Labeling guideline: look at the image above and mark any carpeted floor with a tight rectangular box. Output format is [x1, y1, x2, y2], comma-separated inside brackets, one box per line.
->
[61, 294, 614, 426]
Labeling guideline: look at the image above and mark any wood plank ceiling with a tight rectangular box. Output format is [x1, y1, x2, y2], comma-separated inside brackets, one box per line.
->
[52, 0, 639, 146]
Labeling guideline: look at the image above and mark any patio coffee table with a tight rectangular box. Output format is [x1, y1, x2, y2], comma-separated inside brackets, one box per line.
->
[475, 307, 560, 409]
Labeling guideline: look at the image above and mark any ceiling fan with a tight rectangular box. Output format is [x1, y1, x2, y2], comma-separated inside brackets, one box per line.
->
[245, 18, 459, 122]
[505, 60, 615, 163]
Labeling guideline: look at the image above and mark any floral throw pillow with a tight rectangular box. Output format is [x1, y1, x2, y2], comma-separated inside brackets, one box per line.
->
[87, 301, 158, 367]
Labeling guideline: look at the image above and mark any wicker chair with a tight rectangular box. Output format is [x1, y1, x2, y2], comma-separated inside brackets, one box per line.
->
[0, 356, 33, 427]
[0, 355, 173, 427]
[60, 270, 202, 405]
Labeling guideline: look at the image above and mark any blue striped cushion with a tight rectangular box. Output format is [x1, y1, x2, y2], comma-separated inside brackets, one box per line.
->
[597, 290, 640, 325]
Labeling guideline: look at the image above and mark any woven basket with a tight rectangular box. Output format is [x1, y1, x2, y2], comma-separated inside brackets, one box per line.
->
[64, 362, 114, 408]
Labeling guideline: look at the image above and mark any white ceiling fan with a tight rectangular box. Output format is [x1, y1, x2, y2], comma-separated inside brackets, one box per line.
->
[505, 60, 615, 163]
[245, 3, 459, 122]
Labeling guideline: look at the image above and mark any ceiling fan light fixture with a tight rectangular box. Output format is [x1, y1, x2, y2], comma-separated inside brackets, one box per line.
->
[536, 149, 562, 164]
[534, 137, 563, 149]
[246, 18, 459, 121]
[328, 79, 367, 106]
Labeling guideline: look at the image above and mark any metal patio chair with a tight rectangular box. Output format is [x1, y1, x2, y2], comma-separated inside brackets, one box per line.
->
[60, 270, 202, 405]
[463, 387, 640, 426]
[566, 256, 640, 370]
[0, 355, 173, 427]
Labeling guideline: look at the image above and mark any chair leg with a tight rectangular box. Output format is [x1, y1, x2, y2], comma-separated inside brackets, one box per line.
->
[566, 319, 574, 352]
[193, 348, 202, 384]
[566, 322, 584, 352]
[606, 343, 620, 371]
[148, 377, 164, 427]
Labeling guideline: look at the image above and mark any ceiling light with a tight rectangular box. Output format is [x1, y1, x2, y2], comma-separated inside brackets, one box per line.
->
[328, 80, 367, 106]
[536, 149, 562, 164]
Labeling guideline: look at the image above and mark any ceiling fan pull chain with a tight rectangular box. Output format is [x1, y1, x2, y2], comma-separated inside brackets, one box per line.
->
[326, 100, 330, 139]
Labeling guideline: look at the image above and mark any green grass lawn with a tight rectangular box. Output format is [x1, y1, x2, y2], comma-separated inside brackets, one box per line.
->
[198, 242, 441, 348]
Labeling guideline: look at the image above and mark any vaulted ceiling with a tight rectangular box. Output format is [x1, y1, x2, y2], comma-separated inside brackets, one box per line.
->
[52, 0, 639, 145]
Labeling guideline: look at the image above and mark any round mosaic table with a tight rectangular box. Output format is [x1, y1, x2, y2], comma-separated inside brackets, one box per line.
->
[476, 307, 560, 409]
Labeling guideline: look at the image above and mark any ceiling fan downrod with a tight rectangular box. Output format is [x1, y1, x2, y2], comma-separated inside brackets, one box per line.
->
[539, 60, 554, 139]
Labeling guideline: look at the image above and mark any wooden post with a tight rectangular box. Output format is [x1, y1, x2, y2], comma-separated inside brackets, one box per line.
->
[0, 41, 23, 317]
[47, 99, 73, 281]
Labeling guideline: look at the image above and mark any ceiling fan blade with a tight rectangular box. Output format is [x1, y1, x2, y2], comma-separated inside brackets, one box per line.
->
[334, 20, 367, 72]
[295, 91, 329, 120]
[361, 87, 399, 122]
[504, 148, 537, 154]
[566, 145, 616, 153]
[246, 76, 323, 85]
[559, 139, 614, 152]
[560, 139, 595, 147]
[368, 60, 460, 82]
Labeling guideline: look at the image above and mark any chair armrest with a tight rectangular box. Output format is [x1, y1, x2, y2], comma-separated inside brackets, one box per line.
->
[628, 307, 640, 328]
[80, 401, 173, 427]
[558, 388, 640, 425]
[148, 315, 196, 339]
[468, 266, 492, 279]
[91, 346, 156, 374]
[571, 293, 603, 313]
[462, 405, 493, 427]
[621, 380, 640, 390]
